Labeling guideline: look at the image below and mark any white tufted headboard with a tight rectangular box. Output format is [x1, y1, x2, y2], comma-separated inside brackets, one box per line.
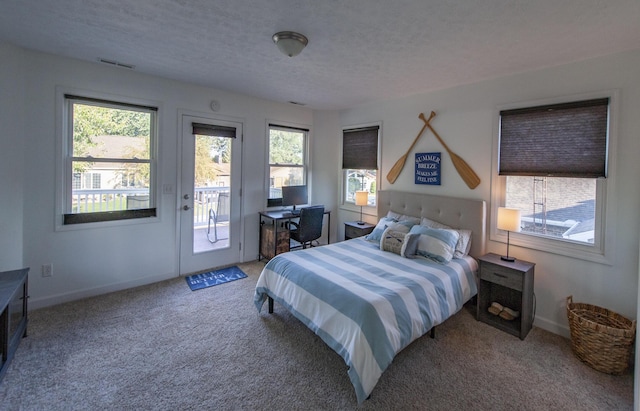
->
[377, 190, 487, 258]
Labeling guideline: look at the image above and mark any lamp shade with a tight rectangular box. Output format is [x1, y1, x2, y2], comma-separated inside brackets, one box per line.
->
[355, 191, 369, 206]
[272, 31, 308, 57]
[497, 207, 522, 232]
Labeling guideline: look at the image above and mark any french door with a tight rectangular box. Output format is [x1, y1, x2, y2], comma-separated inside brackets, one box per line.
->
[179, 114, 242, 275]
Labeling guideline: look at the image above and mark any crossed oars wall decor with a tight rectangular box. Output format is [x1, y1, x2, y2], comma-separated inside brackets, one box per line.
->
[386, 111, 481, 190]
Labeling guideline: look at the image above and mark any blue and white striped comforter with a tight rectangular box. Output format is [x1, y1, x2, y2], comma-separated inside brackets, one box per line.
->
[254, 237, 478, 404]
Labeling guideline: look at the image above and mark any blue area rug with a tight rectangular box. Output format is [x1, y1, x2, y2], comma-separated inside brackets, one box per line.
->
[185, 266, 247, 291]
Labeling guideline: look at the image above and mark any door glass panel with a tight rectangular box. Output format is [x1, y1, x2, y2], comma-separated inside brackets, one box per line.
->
[193, 134, 231, 253]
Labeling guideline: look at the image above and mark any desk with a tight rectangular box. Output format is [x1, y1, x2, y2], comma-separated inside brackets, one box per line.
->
[259, 209, 331, 260]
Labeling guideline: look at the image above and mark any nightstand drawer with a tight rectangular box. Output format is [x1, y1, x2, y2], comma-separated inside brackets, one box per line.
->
[480, 264, 522, 291]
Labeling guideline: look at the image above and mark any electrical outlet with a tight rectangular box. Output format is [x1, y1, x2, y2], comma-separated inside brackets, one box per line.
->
[42, 263, 53, 277]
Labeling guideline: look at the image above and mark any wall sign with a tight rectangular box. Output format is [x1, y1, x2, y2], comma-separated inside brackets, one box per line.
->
[415, 152, 441, 185]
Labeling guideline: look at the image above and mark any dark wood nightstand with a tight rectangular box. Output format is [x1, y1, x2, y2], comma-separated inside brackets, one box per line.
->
[476, 253, 535, 340]
[0, 268, 29, 383]
[344, 221, 374, 240]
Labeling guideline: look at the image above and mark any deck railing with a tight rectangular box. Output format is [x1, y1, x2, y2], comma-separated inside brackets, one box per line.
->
[71, 186, 230, 226]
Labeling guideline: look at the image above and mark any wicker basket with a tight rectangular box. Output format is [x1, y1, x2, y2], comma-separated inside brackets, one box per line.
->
[566, 295, 636, 374]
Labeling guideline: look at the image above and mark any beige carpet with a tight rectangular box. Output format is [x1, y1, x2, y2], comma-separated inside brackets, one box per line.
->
[0, 260, 633, 410]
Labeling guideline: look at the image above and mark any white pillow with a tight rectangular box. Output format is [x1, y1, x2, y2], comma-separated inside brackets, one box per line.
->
[454, 229, 473, 258]
[387, 211, 421, 226]
[420, 217, 451, 230]
[408, 225, 460, 263]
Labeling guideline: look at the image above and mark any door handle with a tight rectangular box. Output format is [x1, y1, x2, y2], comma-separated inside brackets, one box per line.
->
[183, 194, 190, 200]
[183, 205, 190, 211]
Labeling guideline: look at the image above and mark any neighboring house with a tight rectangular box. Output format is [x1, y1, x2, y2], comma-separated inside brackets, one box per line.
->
[269, 166, 302, 188]
[78, 134, 229, 189]
[209, 162, 230, 187]
[76, 135, 147, 190]
[506, 177, 596, 243]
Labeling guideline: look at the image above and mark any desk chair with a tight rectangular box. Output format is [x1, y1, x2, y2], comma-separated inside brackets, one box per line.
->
[289, 205, 325, 249]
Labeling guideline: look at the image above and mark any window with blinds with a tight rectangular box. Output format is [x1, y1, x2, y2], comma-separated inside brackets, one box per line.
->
[342, 126, 379, 170]
[499, 98, 609, 178]
[494, 95, 613, 260]
[342, 125, 380, 206]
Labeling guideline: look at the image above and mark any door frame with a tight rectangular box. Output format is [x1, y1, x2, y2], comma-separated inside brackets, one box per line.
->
[176, 110, 245, 275]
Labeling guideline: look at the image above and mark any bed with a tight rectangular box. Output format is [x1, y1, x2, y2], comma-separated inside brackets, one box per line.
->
[254, 190, 486, 403]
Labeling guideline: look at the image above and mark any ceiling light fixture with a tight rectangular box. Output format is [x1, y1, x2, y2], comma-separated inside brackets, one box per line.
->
[272, 31, 308, 57]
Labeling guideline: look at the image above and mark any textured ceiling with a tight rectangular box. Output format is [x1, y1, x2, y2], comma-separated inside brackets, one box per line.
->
[1, 0, 639, 110]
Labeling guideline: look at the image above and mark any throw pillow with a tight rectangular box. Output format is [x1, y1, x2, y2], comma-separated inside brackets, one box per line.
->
[380, 228, 406, 255]
[366, 217, 412, 244]
[420, 217, 472, 258]
[408, 225, 460, 263]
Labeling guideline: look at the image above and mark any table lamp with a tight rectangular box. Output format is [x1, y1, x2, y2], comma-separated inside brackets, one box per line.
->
[497, 207, 521, 262]
[355, 191, 369, 225]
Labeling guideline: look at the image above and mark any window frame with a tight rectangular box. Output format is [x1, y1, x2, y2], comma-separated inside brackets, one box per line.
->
[55, 88, 160, 230]
[340, 122, 382, 213]
[490, 90, 618, 265]
[265, 121, 310, 208]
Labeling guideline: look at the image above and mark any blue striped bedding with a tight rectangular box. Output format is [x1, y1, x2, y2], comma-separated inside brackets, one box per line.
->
[254, 237, 478, 404]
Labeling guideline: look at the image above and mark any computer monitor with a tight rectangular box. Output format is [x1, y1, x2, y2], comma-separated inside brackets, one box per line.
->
[281, 185, 308, 213]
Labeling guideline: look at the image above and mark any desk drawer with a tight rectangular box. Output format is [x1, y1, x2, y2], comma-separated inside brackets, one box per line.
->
[260, 224, 289, 259]
[480, 264, 522, 291]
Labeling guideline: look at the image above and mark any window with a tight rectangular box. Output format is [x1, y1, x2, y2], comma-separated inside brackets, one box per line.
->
[493, 96, 614, 262]
[267, 124, 308, 207]
[504, 176, 597, 242]
[342, 125, 380, 206]
[62, 95, 157, 225]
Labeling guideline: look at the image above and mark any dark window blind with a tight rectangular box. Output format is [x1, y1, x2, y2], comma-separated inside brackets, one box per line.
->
[192, 123, 236, 138]
[342, 126, 379, 169]
[499, 98, 609, 178]
[64, 208, 156, 224]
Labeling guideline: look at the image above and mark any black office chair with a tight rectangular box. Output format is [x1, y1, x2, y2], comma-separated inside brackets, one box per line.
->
[289, 205, 325, 249]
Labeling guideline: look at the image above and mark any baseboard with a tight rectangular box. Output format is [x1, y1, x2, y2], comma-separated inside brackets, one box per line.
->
[28, 271, 177, 310]
[534, 315, 571, 339]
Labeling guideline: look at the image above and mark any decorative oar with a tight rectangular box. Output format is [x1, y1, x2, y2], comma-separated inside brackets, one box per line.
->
[420, 111, 481, 189]
[386, 111, 436, 184]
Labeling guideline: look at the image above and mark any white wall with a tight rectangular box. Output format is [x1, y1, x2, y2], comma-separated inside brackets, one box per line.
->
[0, 43, 25, 270]
[332, 50, 640, 336]
[1, 44, 314, 308]
[310, 110, 341, 243]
